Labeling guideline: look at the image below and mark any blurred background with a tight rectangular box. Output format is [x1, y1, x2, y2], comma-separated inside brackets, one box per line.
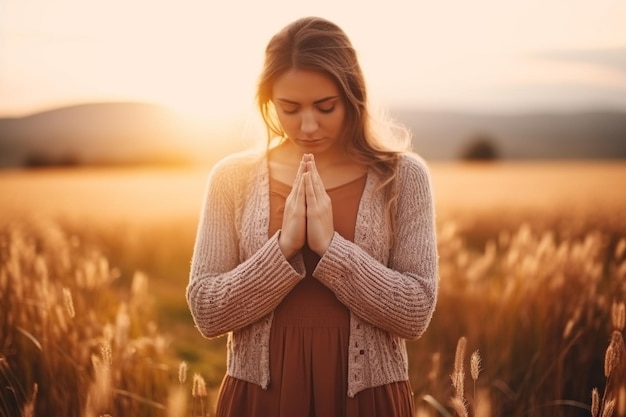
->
[1, 0, 625, 166]
[1, 1, 626, 417]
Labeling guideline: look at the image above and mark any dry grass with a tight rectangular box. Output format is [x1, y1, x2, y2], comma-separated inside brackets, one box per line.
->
[412, 221, 626, 417]
[1, 161, 625, 417]
[0, 219, 172, 416]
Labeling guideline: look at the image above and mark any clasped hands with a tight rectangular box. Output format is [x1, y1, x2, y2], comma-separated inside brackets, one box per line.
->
[278, 153, 334, 259]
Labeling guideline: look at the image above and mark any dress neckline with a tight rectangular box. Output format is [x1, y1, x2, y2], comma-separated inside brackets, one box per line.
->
[269, 173, 367, 192]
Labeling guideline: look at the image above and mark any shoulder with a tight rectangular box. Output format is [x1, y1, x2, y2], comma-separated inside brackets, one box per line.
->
[210, 148, 265, 174]
[396, 152, 433, 188]
[203, 150, 266, 202]
[207, 149, 266, 185]
[393, 152, 435, 204]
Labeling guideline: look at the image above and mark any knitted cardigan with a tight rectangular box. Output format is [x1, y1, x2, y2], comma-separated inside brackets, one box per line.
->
[186, 150, 438, 397]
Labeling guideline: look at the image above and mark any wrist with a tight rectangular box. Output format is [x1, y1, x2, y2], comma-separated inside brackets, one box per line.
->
[278, 231, 299, 259]
[311, 232, 334, 257]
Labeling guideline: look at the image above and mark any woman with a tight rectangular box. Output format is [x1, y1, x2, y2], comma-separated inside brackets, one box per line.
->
[186, 16, 438, 417]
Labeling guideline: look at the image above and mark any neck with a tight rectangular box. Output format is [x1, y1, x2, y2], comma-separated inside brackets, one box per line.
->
[276, 141, 350, 169]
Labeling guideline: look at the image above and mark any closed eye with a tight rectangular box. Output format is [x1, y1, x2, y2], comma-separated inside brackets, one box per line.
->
[317, 105, 335, 114]
[280, 106, 300, 115]
[275, 96, 339, 115]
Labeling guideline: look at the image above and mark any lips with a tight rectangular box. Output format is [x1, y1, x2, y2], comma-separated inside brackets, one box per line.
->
[298, 138, 325, 144]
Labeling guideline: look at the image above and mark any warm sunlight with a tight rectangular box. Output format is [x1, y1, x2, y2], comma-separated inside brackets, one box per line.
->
[1, 4, 625, 415]
[1, 0, 271, 119]
[1, 0, 626, 117]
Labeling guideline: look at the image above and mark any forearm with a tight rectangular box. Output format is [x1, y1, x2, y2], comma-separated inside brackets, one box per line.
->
[313, 232, 438, 339]
[187, 232, 305, 338]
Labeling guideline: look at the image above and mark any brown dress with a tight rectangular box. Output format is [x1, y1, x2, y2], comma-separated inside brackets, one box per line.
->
[214, 175, 415, 417]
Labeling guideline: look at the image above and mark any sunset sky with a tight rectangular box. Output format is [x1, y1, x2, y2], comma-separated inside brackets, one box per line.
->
[1, 0, 625, 119]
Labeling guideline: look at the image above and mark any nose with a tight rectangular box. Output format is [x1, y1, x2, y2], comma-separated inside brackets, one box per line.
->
[300, 110, 319, 134]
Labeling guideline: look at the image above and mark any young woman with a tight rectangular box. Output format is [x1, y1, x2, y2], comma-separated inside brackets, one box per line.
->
[186, 16, 438, 417]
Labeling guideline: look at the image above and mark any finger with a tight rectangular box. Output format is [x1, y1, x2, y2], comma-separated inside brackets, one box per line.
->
[304, 171, 316, 205]
[307, 157, 322, 181]
[284, 161, 305, 214]
[305, 160, 320, 181]
[295, 169, 306, 205]
[306, 154, 315, 174]
[287, 160, 305, 200]
[306, 160, 326, 197]
[295, 159, 306, 183]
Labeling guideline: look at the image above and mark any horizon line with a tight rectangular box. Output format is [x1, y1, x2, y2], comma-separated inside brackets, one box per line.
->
[2, 99, 626, 120]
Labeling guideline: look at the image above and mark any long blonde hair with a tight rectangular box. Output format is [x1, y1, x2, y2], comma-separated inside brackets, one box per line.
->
[256, 16, 413, 229]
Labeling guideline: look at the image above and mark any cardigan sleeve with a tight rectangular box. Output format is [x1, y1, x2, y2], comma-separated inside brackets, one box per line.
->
[186, 157, 305, 339]
[313, 155, 438, 340]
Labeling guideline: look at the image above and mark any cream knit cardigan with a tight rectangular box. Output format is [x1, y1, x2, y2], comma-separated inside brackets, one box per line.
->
[186, 150, 438, 398]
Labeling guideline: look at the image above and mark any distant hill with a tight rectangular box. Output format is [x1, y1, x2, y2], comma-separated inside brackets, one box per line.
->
[0, 102, 624, 168]
[0, 102, 248, 168]
[393, 109, 626, 160]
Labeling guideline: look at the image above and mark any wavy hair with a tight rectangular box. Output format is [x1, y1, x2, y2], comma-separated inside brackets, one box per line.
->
[256, 16, 413, 232]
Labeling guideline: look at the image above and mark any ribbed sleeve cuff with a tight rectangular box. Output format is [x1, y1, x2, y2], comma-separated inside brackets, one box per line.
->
[250, 231, 306, 291]
[313, 232, 355, 289]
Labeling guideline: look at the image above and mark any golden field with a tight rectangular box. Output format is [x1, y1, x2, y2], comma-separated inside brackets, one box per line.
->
[1, 161, 625, 417]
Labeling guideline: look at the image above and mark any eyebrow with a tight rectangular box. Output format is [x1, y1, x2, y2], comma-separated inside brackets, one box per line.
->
[276, 96, 338, 105]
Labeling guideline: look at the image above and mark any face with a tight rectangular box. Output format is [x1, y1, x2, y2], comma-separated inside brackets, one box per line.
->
[271, 69, 346, 155]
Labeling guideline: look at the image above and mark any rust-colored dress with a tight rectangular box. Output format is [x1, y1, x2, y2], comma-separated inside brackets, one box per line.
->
[214, 176, 415, 417]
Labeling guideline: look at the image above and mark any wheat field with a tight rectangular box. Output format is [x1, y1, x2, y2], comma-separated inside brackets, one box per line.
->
[1, 161, 625, 417]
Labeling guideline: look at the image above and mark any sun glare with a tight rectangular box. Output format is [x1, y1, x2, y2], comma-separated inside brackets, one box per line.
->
[1, 0, 625, 116]
[89, 18, 262, 121]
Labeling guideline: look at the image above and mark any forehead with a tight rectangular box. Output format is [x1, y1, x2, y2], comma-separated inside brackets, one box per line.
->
[272, 69, 340, 102]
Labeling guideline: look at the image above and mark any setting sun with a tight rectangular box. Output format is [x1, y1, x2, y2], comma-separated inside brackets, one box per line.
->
[1, 0, 625, 118]
[1, 2, 625, 415]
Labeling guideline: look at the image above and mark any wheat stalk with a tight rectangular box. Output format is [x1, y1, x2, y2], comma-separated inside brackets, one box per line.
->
[601, 399, 615, 417]
[450, 337, 468, 416]
[192, 373, 207, 417]
[592, 388, 600, 417]
[62, 287, 75, 318]
[471, 349, 482, 413]
[178, 361, 188, 385]
[612, 302, 625, 331]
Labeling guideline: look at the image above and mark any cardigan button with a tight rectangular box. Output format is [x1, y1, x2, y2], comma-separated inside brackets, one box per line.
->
[359, 350, 365, 355]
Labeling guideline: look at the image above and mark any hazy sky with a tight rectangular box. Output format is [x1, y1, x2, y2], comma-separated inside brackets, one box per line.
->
[1, 0, 625, 118]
